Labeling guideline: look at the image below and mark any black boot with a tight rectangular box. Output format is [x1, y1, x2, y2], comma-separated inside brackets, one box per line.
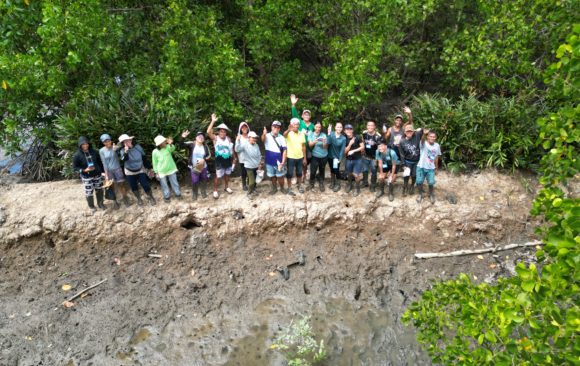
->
[133, 190, 144, 206]
[429, 185, 435, 204]
[409, 178, 416, 195]
[416, 185, 424, 203]
[362, 171, 369, 188]
[319, 178, 325, 192]
[95, 189, 106, 210]
[113, 200, 121, 209]
[200, 181, 208, 198]
[346, 176, 354, 193]
[192, 184, 199, 201]
[146, 190, 156, 205]
[370, 174, 377, 192]
[333, 175, 341, 192]
[242, 176, 248, 191]
[86, 196, 96, 212]
[308, 181, 315, 191]
[403, 178, 409, 196]
[328, 176, 335, 189]
[388, 183, 395, 201]
[353, 180, 361, 197]
[375, 181, 385, 198]
[123, 195, 131, 207]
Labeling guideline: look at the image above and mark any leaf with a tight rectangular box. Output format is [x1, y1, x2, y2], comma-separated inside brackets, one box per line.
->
[521, 280, 535, 292]
[1, 81, 7, 90]
[62, 284, 72, 291]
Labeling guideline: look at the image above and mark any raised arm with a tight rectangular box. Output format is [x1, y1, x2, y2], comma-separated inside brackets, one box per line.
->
[261, 126, 268, 143]
[206, 113, 218, 141]
[291, 94, 300, 119]
[403, 106, 413, 127]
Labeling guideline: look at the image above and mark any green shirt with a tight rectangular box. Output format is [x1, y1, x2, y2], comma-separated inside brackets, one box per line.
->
[292, 105, 314, 151]
[152, 144, 178, 178]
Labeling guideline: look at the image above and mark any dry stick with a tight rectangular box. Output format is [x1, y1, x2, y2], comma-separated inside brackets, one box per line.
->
[63, 279, 107, 304]
[414, 240, 543, 259]
[148, 254, 163, 258]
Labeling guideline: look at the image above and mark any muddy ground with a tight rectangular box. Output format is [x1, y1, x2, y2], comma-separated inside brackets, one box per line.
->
[0, 171, 540, 365]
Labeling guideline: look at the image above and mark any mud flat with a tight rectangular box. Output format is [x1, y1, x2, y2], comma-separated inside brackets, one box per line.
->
[0, 171, 539, 365]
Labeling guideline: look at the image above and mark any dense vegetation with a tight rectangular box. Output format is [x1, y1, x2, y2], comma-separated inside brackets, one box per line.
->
[0, 0, 577, 178]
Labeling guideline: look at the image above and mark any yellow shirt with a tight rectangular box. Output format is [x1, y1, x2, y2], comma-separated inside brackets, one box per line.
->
[286, 131, 305, 159]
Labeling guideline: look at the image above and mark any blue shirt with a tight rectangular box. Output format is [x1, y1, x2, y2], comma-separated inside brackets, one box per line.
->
[327, 132, 346, 160]
[307, 131, 328, 158]
[375, 148, 399, 169]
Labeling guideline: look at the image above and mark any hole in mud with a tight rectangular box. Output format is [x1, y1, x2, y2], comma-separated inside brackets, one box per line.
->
[181, 218, 202, 230]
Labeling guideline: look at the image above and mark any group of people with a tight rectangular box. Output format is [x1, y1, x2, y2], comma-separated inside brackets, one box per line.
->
[72, 95, 441, 212]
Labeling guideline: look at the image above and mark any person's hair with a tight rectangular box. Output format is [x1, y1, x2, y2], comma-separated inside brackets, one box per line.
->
[314, 121, 322, 127]
[367, 120, 376, 125]
[428, 130, 437, 137]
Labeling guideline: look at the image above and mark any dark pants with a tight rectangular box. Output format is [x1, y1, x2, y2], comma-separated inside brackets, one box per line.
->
[310, 156, 327, 182]
[240, 163, 247, 183]
[327, 158, 341, 176]
[127, 173, 151, 193]
[247, 167, 257, 189]
[286, 158, 303, 178]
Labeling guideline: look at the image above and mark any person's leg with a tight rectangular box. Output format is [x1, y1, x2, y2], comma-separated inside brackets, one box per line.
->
[353, 159, 363, 196]
[427, 169, 436, 203]
[159, 175, 170, 201]
[345, 160, 354, 193]
[94, 175, 105, 209]
[200, 168, 209, 198]
[277, 170, 286, 193]
[224, 166, 232, 193]
[286, 159, 295, 195]
[409, 162, 417, 194]
[168, 172, 181, 198]
[267, 165, 277, 194]
[370, 161, 378, 192]
[296, 159, 304, 193]
[240, 163, 248, 191]
[361, 159, 369, 188]
[317, 157, 326, 191]
[309, 157, 318, 189]
[376, 174, 385, 198]
[247, 168, 256, 196]
[333, 162, 341, 192]
[139, 173, 155, 205]
[416, 167, 426, 203]
[214, 169, 223, 198]
[126, 174, 143, 205]
[82, 176, 96, 211]
[388, 172, 395, 201]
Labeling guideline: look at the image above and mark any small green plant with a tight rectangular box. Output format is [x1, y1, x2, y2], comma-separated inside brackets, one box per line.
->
[270, 316, 327, 366]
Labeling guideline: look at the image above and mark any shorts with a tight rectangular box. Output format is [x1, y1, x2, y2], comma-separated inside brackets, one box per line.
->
[416, 167, 436, 185]
[216, 166, 233, 178]
[345, 159, 363, 176]
[404, 160, 419, 178]
[106, 167, 125, 182]
[286, 158, 303, 178]
[266, 164, 286, 178]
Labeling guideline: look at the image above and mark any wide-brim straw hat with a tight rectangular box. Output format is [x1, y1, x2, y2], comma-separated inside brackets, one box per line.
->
[215, 123, 231, 131]
[118, 134, 134, 143]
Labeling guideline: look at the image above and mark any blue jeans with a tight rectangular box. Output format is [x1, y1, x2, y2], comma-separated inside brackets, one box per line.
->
[362, 158, 377, 176]
[159, 172, 181, 199]
[127, 172, 151, 193]
[416, 167, 436, 186]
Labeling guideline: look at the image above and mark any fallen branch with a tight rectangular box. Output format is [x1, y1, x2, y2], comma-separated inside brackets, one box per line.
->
[414, 240, 543, 259]
[148, 254, 163, 258]
[63, 279, 107, 304]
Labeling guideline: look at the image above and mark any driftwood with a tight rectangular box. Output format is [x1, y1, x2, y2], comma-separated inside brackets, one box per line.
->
[414, 240, 543, 259]
[63, 279, 107, 304]
[148, 254, 163, 258]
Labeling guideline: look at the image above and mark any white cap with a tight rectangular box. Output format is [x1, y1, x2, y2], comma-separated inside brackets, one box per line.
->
[290, 118, 300, 125]
[248, 131, 258, 138]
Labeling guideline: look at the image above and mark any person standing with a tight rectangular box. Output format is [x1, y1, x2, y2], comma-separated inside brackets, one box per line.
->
[326, 122, 346, 192]
[375, 141, 398, 201]
[416, 130, 441, 204]
[344, 124, 364, 197]
[262, 121, 287, 195]
[284, 118, 307, 196]
[152, 135, 182, 203]
[207, 113, 235, 199]
[99, 133, 129, 208]
[235, 131, 262, 198]
[236, 121, 251, 191]
[180, 130, 211, 201]
[361, 120, 383, 192]
[307, 122, 328, 191]
[289, 94, 314, 185]
[118, 134, 156, 206]
[73, 136, 105, 212]
[384, 106, 413, 161]
[398, 125, 424, 196]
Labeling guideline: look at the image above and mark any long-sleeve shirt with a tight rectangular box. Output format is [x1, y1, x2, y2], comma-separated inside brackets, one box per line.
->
[327, 132, 346, 161]
[99, 146, 122, 173]
[234, 140, 261, 169]
[152, 144, 178, 177]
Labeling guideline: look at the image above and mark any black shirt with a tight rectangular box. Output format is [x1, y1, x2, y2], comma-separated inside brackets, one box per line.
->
[346, 135, 363, 160]
[399, 129, 424, 162]
[362, 132, 383, 159]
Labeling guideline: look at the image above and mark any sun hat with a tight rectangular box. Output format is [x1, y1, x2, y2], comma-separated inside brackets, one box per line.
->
[118, 134, 134, 143]
[395, 114, 404, 120]
[215, 123, 230, 131]
[404, 125, 414, 132]
[100, 133, 112, 143]
[272, 120, 282, 127]
[154, 135, 167, 146]
[290, 118, 300, 125]
[344, 124, 353, 130]
[248, 131, 258, 138]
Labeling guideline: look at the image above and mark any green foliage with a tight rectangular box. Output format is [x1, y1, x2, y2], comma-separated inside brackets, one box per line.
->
[270, 316, 327, 366]
[403, 27, 579, 366]
[409, 93, 543, 171]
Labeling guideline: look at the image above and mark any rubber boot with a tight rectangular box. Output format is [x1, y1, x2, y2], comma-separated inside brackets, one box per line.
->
[353, 181, 361, 197]
[403, 178, 409, 196]
[298, 183, 304, 194]
[86, 196, 97, 212]
[345, 176, 354, 193]
[388, 183, 395, 202]
[328, 176, 335, 189]
[123, 195, 131, 208]
[133, 191, 144, 206]
[146, 190, 156, 205]
[333, 175, 341, 192]
[319, 178, 325, 192]
[370, 174, 377, 192]
[96, 189, 106, 210]
[192, 184, 199, 201]
[200, 181, 208, 198]
[247, 185, 255, 199]
[308, 181, 315, 191]
[113, 200, 121, 210]
[269, 182, 278, 195]
[375, 181, 385, 198]
[362, 171, 369, 188]
[429, 185, 435, 204]
[409, 178, 416, 195]
[416, 185, 424, 203]
[242, 176, 248, 191]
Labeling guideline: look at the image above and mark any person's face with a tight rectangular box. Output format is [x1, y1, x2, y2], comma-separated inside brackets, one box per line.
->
[345, 128, 353, 137]
[241, 125, 249, 134]
[123, 139, 133, 148]
[158, 142, 166, 149]
[272, 125, 280, 135]
[196, 135, 205, 144]
[249, 136, 257, 145]
[394, 117, 403, 127]
[291, 122, 299, 132]
[218, 129, 227, 138]
[103, 139, 112, 148]
[378, 144, 386, 153]
[427, 133, 437, 144]
[81, 143, 89, 151]
[314, 123, 321, 133]
[404, 130, 413, 139]
[302, 112, 310, 123]
[335, 123, 343, 134]
[367, 121, 376, 133]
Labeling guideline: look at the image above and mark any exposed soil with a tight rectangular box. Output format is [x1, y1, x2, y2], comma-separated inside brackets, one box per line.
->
[0, 171, 540, 365]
